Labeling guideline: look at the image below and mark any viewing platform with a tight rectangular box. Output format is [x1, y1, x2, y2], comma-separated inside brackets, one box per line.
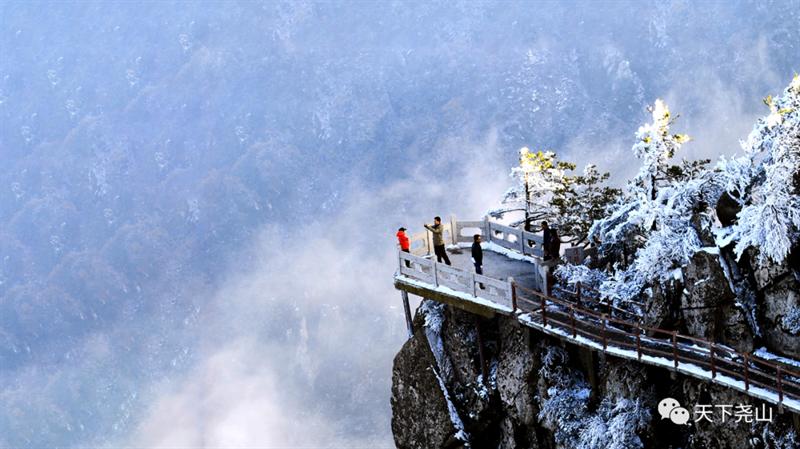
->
[393, 217, 800, 414]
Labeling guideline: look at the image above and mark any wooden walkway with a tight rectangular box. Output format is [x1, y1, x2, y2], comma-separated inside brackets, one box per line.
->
[394, 217, 800, 413]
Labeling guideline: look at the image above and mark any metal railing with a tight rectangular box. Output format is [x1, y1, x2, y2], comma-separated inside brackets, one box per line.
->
[396, 250, 800, 410]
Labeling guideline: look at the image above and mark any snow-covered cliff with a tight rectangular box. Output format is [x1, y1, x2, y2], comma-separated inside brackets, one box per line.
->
[391, 298, 798, 448]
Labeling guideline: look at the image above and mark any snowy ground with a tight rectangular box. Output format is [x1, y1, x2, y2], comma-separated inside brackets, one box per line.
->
[443, 244, 542, 292]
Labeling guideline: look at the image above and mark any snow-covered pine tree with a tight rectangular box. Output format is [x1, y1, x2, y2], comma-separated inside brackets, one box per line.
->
[584, 100, 720, 305]
[489, 148, 575, 230]
[716, 75, 800, 264]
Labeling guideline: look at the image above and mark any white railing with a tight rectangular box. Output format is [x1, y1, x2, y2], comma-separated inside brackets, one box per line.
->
[407, 216, 545, 258]
[398, 250, 515, 311]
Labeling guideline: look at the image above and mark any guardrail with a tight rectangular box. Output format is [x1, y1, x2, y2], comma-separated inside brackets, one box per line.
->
[406, 216, 545, 258]
[395, 250, 800, 410]
[399, 250, 514, 310]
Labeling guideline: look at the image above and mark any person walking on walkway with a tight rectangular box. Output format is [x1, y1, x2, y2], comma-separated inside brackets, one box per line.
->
[425, 216, 451, 265]
[397, 227, 411, 268]
[472, 234, 485, 289]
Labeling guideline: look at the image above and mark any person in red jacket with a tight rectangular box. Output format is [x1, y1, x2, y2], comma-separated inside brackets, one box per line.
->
[397, 227, 410, 252]
[397, 227, 411, 267]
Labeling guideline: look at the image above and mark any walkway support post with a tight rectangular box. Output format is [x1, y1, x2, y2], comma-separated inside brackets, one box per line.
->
[541, 296, 547, 327]
[570, 305, 576, 338]
[576, 282, 582, 306]
[710, 344, 716, 379]
[636, 327, 642, 361]
[401, 290, 414, 339]
[743, 353, 749, 391]
[476, 316, 489, 382]
[602, 314, 607, 351]
[672, 331, 678, 370]
[508, 277, 517, 312]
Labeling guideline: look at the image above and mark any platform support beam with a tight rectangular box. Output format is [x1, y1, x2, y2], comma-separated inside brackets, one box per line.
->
[401, 290, 414, 339]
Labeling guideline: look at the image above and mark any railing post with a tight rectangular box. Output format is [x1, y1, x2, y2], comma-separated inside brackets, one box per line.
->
[710, 343, 716, 379]
[449, 215, 458, 246]
[570, 305, 576, 338]
[398, 250, 403, 273]
[777, 365, 783, 403]
[426, 230, 433, 256]
[519, 229, 526, 253]
[541, 296, 547, 327]
[432, 262, 439, 287]
[576, 281, 582, 306]
[540, 264, 550, 296]
[672, 331, 678, 370]
[509, 277, 517, 312]
[602, 314, 607, 351]
[635, 327, 642, 361]
[743, 353, 749, 391]
[470, 271, 477, 297]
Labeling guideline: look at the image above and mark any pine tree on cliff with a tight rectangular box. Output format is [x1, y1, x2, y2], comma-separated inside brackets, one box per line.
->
[586, 100, 718, 305]
[489, 147, 574, 230]
[551, 164, 621, 247]
[490, 148, 619, 245]
[716, 74, 800, 264]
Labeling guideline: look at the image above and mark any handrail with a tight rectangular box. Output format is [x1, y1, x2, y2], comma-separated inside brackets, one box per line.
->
[395, 250, 800, 408]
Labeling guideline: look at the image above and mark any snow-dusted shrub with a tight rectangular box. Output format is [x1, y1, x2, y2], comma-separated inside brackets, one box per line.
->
[579, 398, 651, 449]
[781, 306, 800, 335]
[755, 424, 798, 449]
[420, 299, 445, 333]
[555, 263, 608, 290]
[537, 347, 651, 449]
[538, 346, 592, 447]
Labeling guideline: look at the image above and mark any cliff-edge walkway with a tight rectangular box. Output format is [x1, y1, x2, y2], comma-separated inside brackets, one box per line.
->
[393, 217, 800, 413]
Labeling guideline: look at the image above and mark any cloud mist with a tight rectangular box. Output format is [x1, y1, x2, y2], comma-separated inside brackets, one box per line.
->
[1, 1, 797, 447]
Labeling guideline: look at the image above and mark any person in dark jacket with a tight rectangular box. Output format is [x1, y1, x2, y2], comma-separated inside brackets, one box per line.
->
[472, 234, 485, 289]
[542, 221, 559, 261]
[424, 216, 451, 265]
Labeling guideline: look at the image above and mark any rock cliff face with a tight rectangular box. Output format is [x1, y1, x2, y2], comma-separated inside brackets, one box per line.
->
[391, 300, 799, 449]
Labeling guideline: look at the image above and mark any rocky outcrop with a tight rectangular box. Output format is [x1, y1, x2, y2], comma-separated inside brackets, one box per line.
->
[751, 254, 800, 359]
[391, 312, 462, 449]
[391, 300, 799, 449]
[681, 250, 754, 353]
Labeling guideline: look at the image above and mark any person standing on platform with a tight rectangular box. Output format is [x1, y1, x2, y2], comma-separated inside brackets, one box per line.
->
[397, 227, 411, 267]
[424, 216, 451, 265]
[472, 234, 485, 289]
[397, 227, 410, 253]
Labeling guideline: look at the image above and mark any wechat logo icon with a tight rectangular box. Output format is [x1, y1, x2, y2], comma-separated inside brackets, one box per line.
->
[658, 397, 691, 425]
